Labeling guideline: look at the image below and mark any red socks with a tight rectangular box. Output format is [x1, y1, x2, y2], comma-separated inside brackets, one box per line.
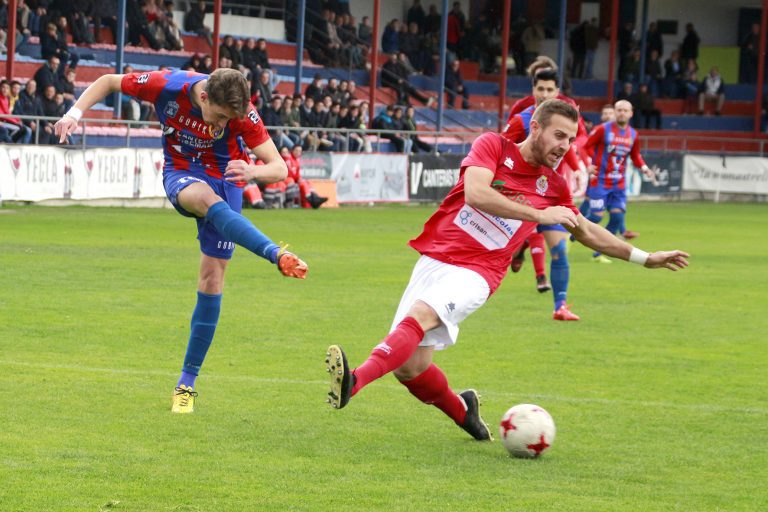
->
[529, 232, 547, 277]
[351, 316, 424, 396]
[400, 364, 467, 424]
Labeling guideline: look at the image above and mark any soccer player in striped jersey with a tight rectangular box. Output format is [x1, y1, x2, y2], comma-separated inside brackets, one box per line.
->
[582, 100, 656, 262]
[54, 68, 308, 413]
[324, 100, 689, 441]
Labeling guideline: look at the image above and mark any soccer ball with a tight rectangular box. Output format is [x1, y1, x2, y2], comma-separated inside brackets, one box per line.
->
[499, 404, 556, 458]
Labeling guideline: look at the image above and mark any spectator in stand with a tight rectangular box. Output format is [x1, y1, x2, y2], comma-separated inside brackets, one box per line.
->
[616, 81, 633, 102]
[253, 70, 272, 109]
[184, 0, 212, 47]
[391, 106, 414, 153]
[357, 15, 372, 46]
[740, 23, 760, 84]
[402, 21, 430, 74]
[663, 50, 684, 99]
[425, 4, 441, 35]
[305, 74, 325, 103]
[40, 83, 67, 144]
[158, 0, 184, 51]
[324, 101, 346, 151]
[309, 99, 334, 151]
[407, 0, 426, 32]
[28, 1, 52, 38]
[522, 20, 545, 71]
[199, 54, 213, 74]
[645, 49, 663, 98]
[262, 95, 294, 150]
[220, 35, 241, 70]
[7, 79, 20, 111]
[33, 55, 61, 96]
[444, 59, 470, 109]
[382, 19, 400, 54]
[40, 21, 78, 76]
[569, 21, 587, 79]
[1, 80, 32, 143]
[59, 68, 77, 109]
[337, 79, 352, 106]
[126, 0, 161, 50]
[92, 0, 119, 44]
[372, 104, 408, 153]
[583, 18, 599, 79]
[630, 83, 662, 129]
[62, 0, 95, 44]
[323, 78, 341, 104]
[279, 95, 302, 148]
[13, 79, 48, 143]
[698, 67, 725, 116]
[182, 53, 203, 72]
[681, 23, 700, 69]
[646, 22, 663, 59]
[404, 106, 432, 153]
[339, 103, 365, 152]
[621, 48, 642, 84]
[446, 2, 465, 55]
[381, 53, 434, 107]
[617, 21, 636, 80]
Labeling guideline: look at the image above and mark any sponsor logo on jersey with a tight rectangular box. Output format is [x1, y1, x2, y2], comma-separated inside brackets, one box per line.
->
[247, 109, 260, 125]
[164, 100, 179, 118]
[536, 175, 548, 195]
[504, 157, 515, 170]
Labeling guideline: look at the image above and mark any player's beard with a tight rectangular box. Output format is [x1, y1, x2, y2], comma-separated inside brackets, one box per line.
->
[531, 132, 563, 168]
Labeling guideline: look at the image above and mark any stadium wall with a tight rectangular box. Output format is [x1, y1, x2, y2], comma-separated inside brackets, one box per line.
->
[170, 11, 285, 40]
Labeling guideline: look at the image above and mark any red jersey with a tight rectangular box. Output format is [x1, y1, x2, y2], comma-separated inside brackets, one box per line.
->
[121, 70, 270, 187]
[284, 154, 301, 183]
[503, 93, 587, 139]
[409, 132, 578, 293]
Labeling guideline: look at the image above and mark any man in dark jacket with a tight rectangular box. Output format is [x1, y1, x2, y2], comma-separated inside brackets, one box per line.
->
[444, 59, 470, 109]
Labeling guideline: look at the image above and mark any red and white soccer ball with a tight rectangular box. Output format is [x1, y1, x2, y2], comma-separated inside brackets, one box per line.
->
[499, 404, 556, 458]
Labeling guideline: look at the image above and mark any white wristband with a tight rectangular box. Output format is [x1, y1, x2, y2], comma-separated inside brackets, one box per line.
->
[629, 247, 650, 266]
[65, 106, 83, 122]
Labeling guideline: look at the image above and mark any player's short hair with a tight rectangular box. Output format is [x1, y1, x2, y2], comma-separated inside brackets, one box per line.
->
[602, 104, 614, 110]
[532, 68, 559, 87]
[531, 99, 579, 129]
[205, 68, 250, 118]
[526, 56, 557, 77]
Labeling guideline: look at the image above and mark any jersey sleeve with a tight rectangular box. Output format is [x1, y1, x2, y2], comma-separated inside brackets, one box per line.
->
[120, 71, 169, 103]
[232, 103, 271, 149]
[582, 124, 604, 163]
[501, 116, 526, 143]
[461, 132, 502, 171]
[629, 136, 647, 169]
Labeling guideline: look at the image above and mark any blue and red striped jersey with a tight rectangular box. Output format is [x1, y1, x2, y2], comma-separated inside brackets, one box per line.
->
[583, 121, 646, 190]
[121, 70, 270, 186]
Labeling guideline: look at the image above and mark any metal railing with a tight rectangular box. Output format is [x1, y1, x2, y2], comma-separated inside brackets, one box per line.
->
[4, 113, 766, 157]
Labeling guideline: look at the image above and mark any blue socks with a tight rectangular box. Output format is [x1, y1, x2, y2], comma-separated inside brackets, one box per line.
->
[550, 239, 569, 311]
[606, 211, 624, 235]
[205, 201, 280, 263]
[178, 291, 223, 389]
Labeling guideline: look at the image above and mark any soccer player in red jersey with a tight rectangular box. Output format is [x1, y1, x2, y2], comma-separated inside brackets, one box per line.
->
[324, 99, 689, 440]
[582, 100, 656, 261]
[54, 68, 308, 413]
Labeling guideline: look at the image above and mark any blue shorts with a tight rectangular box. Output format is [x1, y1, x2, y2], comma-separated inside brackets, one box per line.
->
[586, 187, 627, 214]
[163, 170, 243, 260]
[537, 224, 569, 233]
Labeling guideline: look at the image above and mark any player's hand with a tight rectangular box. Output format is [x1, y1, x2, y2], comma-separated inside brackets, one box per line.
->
[645, 250, 690, 271]
[54, 116, 78, 143]
[538, 206, 578, 228]
[224, 160, 251, 182]
[277, 250, 308, 279]
[587, 164, 598, 176]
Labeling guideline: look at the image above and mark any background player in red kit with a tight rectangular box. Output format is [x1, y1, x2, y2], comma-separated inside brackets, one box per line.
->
[324, 100, 689, 441]
[54, 68, 308, 414]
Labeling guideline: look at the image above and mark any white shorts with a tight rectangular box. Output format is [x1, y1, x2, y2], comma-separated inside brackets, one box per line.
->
[390, 255, 490, 351]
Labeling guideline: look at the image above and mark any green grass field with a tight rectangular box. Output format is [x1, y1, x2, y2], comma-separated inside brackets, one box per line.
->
[1, 202, 766, 511]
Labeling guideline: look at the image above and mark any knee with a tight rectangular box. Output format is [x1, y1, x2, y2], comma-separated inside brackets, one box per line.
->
[406, 300, 440, 332]
[550, 239, 568, 262]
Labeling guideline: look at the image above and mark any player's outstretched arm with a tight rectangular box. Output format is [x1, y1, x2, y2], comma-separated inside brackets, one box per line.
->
[54, 74, 125, 143]
[569, 214, 689, 271]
